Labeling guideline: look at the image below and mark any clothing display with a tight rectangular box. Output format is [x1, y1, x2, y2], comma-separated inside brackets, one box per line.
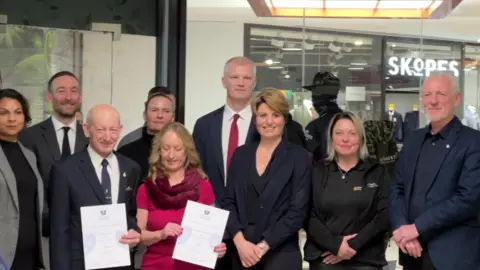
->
[461, 105, 480, 130]
[385, 110, 403, 142]
[403, 110, 420, 141]
[303, 71, 343, 162]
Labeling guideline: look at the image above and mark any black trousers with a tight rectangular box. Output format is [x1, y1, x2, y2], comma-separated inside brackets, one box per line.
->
[230, 247, 302, 270]
[309, 261, 382, 270]
[215, 239, 235, 270]
[400, 251, 436, 270]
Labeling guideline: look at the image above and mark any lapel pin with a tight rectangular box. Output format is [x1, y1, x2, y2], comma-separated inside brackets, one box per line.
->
[122, 172, 126, 177]
[446, 144, 450, 148]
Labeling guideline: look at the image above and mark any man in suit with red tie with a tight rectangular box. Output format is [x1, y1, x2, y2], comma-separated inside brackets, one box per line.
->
[193, 56, 260, 269]
[49, 104, 141, 270]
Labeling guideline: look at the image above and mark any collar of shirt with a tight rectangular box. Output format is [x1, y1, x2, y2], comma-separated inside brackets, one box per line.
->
[331, 160, 366, 172]
[87, 145, 116, 168]
[51, 115, 77, 133]
[224, 104, 252, 121]
[425, 116, 458, 140]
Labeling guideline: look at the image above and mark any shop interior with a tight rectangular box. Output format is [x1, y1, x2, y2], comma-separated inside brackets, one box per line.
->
[246, 24, 480, 143]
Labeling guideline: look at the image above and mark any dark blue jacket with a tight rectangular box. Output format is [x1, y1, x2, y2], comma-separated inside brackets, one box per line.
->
[220, 140, 311, 251]
[403, 111, 419, 141]
[385, 111, 403, 142]
[390, 117, 480, 269]
[192, 106, 259, 203]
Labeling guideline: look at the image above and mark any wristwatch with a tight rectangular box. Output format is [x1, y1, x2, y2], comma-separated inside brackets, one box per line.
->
[257, 241, 268, 251]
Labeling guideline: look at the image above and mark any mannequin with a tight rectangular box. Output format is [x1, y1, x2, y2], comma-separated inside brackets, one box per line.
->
[403, 104, 420, 140]
[303, 71, 342, 162]
[462, 104, 480, 130]
[385, 104, 403, 142]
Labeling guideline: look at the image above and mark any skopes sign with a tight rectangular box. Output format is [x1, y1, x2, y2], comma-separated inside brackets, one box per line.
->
[387, 56, 459, 77]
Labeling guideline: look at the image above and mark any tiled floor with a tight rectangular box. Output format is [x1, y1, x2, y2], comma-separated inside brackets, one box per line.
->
[299, 231, 403, 269]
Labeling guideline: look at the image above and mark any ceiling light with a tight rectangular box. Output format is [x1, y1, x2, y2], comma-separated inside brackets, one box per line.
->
[250, 0, 460, 19]
[285, 74, 291, 79]
[268, 66, 284, 69]
[354, 40, 363, 46]
[348, 67, 365, 71]
[264, 59, 274, 65]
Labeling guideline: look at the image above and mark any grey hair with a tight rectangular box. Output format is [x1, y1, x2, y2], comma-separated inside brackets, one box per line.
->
[325, 112, 368, 162]
[223, 56, 256, 76]
[424, 71, 460, 93]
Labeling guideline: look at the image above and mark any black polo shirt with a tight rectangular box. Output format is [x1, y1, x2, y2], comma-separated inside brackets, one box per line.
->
[409, 119, 456, 222]
[319, 161, 368, 236]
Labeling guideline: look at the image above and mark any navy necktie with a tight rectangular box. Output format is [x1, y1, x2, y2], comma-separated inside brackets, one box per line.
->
[101, 159, 112, 204]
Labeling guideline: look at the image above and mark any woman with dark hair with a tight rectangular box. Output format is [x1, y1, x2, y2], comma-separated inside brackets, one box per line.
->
[0, 89, 44, 270]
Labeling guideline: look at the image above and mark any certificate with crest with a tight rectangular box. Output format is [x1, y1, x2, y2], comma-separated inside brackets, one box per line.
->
[80, 203, 130, 270]
[172, 200, 229, 269]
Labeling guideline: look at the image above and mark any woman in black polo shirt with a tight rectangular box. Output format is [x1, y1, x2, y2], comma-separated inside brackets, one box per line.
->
[304, 112, 390, 270]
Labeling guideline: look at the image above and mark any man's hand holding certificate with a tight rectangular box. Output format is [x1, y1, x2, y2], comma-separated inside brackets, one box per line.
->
[172, 200, 230, 269]
[80, 203, 134, 270]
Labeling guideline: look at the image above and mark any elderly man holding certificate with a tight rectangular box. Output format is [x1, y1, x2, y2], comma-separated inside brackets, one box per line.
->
[49, 105, 142, 270]
[136, 122, 227, 270]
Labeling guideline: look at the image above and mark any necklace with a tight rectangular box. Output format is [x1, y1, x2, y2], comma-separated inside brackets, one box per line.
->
[337, 165, 347, 179]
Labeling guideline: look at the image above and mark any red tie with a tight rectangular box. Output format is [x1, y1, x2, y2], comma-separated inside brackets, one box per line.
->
[227, 114, 240, 172]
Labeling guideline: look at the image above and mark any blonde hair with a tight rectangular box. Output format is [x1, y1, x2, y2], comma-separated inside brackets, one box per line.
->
[326, 112, 368, 161]
[148, 122, 206, 180]
[223, 56, 256, 76]
[253, 87, 290, 119]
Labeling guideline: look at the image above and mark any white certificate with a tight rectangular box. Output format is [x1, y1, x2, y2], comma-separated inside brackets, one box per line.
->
[172, 200, 230, 269]
[80, 203, 131, 270]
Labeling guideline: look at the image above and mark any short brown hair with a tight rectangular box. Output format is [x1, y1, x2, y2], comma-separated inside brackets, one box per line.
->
[253, 87, 290, 118]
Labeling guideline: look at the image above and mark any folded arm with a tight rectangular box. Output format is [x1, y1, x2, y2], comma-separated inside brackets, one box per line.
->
[49, 164, 71, 270]
[415, 140, 480, 241]
[349, 167, 390, 250]
[262, 153, 312, 250]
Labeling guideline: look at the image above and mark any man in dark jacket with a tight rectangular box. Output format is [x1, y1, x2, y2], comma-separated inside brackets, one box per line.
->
[286, 113, 307, 149]
[304, 72, 342, 163]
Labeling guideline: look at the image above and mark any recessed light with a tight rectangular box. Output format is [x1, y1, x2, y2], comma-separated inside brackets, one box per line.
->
[354, 40, 363, 46]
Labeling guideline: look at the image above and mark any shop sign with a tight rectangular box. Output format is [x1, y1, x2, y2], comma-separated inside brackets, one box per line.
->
[387, 56, 459, 77]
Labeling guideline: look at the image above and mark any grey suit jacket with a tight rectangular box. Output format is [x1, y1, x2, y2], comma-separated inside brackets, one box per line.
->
[0, 142, 44, 267]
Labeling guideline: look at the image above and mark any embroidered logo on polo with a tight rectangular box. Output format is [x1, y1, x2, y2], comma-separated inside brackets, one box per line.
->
[367, 183, 378, 188]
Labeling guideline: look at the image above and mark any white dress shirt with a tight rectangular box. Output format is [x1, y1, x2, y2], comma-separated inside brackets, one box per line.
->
[222, 104, 252, 184]
[87, 146, 120, 204]
[51, 116, 77, 154]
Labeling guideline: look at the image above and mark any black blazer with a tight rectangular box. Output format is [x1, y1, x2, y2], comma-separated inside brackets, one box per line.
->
[304, 160, 390, 267]
[192, 106, 259, 203]
[390, 117, 480, 269]
[19, 117, 89, 236]
[49, 150, 141, 270]
[220, 140, 311, 251]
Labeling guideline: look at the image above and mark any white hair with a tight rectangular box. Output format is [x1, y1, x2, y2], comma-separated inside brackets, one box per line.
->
[424, 71, 459, 93]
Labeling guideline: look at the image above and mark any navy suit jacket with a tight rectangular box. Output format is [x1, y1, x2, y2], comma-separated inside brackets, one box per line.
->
[390, 117, 480, 269]
[220, 140, 311, 251]
[403, 111, 419, 141]
[192, 106, 259, 203]
[49, 150, 141, 270]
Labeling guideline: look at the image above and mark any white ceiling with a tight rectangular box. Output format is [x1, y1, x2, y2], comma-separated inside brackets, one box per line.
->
[187, 0, 480, 42]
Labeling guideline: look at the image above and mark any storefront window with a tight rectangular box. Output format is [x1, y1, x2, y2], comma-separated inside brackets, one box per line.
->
[463, 45, 480, 130]
[384, 38, 462, 142]
[247, 25, 383, 128]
